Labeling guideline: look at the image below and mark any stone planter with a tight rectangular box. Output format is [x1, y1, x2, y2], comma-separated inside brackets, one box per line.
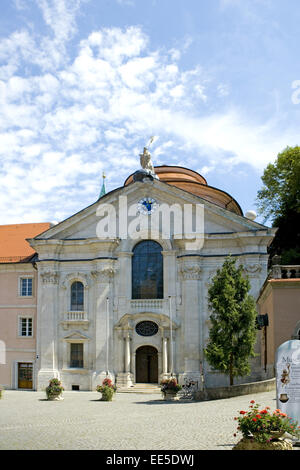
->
[100, 394, 114, 401]
[163, 390, 180, 401]
[47, 392, 64, 401]
[233, 437, 293, 451]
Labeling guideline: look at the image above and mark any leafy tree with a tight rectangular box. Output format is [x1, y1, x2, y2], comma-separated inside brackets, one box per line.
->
[204, 257, 257, 386]
[256, 146, 300, 265]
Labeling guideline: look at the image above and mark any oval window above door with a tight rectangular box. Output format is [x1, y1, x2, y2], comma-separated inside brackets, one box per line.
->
[135, 321, 159, 337]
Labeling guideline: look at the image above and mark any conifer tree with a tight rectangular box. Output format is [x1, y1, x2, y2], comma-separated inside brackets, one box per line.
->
[204, 257, 257, 386]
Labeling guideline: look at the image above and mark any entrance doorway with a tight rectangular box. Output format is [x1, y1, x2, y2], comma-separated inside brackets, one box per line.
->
[18, 362, 33, 389]
[136, 346, 158, 383]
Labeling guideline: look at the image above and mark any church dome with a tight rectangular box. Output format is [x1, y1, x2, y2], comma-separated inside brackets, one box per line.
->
[124, 165, 243, 216]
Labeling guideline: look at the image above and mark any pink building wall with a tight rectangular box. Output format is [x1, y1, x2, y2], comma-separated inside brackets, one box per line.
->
[0, 264, 37, 389]
[257, 279, 300, 371]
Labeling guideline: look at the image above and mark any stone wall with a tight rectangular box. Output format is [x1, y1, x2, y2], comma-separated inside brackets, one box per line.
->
[195, 378, 275, 401]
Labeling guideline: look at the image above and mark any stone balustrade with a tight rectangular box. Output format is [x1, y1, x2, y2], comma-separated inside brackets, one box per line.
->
[61, 311, 89, 330]
[270, 265, 300, 279]
[130, 299, 165, 310]
[66, 311, 87, 321]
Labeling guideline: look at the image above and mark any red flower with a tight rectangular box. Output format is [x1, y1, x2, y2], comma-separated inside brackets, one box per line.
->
[240, 411, 246, 415]
[256, 414, 262, 419]
[252, 418, 257, 422]
[250, 400, 255, 404]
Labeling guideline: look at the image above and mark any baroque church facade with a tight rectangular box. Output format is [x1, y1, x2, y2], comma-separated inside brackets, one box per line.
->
[25, 162, 276, 392]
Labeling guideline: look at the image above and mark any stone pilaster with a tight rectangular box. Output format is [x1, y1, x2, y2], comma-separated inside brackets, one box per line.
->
[91, 264, 117, 389]
[178, 257, 202, 388]
[36, 268, 60, 390]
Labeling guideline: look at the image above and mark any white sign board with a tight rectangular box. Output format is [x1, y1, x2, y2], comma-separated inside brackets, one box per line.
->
[276, 340, 300, 424]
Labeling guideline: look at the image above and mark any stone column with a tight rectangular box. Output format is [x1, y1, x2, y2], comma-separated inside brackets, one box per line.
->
[162, 337, 168, 375]
[124, 333, 131, 373]
[115, 330, 133, 388]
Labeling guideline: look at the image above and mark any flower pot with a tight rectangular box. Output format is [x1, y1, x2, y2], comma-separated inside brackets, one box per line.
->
[163, 390, 179, 401]
[47, 392, 63, 401]
[100, 395, 114, 401]
[99, 388, 115, 401]
[233, 437, 293, 451]
[46, 379, 64, 400]
[270, 430, 285, 440]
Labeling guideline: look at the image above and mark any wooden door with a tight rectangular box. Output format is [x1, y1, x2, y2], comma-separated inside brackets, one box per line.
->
[18, 363, 33, 389]
[136, 346, 158, 383]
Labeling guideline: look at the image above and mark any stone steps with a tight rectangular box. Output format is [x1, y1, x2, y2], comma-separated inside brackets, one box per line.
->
[117, 383, 162, 394]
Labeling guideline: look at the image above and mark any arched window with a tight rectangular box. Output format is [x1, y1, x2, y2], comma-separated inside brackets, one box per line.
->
[70, 281, 84, 311]
[132, 241, 163, 299]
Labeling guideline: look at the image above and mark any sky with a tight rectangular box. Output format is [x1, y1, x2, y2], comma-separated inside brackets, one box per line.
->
[1, 0, 300, 226]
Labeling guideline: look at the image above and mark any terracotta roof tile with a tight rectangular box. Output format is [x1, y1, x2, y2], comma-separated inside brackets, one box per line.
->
[0, 223, 51, 263]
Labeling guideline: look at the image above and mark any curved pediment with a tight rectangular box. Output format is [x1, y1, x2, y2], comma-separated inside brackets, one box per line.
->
[115, 312, 178, 330]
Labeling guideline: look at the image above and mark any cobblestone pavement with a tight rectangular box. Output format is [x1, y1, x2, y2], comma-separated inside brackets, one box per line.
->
[0, 389, 295, 450]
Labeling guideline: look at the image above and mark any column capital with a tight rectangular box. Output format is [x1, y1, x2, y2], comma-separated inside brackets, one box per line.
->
[178, 264, 202, 280]
[161, 250, 178, 257]
[40, 271, 59, 284]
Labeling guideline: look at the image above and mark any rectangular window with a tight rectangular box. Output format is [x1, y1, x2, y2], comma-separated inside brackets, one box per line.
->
[19, 317, 33, 337]
[70, 343, 83, 368]
[20, 278, 33, 296]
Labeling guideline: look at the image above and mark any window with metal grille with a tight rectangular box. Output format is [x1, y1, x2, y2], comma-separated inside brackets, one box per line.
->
[19, 317, 33, 337]
[20, 278, 33, 296]
[70, 343, 83, 368]
[70, 281, 84, 311]
[132, 241, 163, 299]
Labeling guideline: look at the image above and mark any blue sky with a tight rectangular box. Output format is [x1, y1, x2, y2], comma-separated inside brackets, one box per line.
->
[1, 0, 300, 226]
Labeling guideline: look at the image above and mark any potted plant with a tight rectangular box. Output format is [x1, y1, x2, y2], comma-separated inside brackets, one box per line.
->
[160, 378, 182, 401]
[233, 400, 300, 450]
[45, 378, 64, 401]
[96, 378, 117, 401]
[0, 387, 3, 399]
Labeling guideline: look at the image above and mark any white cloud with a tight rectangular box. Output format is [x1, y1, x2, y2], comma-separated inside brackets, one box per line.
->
[0, 1, 298, 225]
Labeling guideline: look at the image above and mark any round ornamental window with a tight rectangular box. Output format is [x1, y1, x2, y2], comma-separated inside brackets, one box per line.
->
[135, 321, 158, 337]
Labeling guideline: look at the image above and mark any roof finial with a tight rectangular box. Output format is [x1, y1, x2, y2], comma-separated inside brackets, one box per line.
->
[98, 171, 106, 199]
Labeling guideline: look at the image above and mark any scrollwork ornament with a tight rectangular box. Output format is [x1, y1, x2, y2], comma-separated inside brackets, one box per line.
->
[179, 264, 202, 280]
[91, 268, 117, 282]
[243, 264, 262, 277]
[41, 271, 59, 284]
